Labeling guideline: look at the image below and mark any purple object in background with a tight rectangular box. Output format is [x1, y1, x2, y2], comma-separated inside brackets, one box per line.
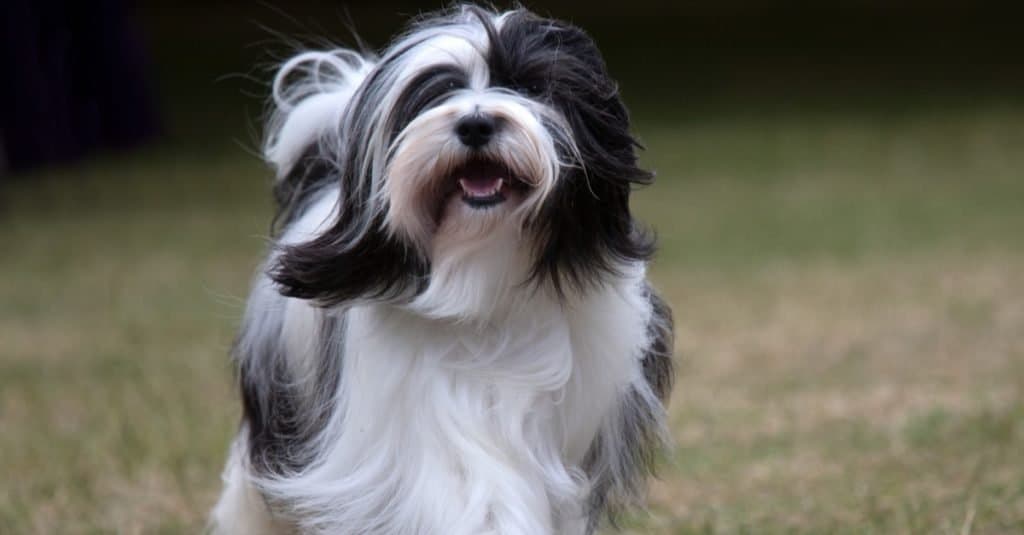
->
[0, 0, 161, 175]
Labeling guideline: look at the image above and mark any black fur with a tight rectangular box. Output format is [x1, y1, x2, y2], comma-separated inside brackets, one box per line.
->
[642, 285, 675, 403]
[270, 206, 428, 306]
[271, 145, 337, 232]
[487, 10, 655, 295]
[239, 306, 345, 475]
[389, 64, 468, 139]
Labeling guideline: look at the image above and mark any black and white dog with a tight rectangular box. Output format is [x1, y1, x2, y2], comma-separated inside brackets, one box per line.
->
[212, 5, 673, 534]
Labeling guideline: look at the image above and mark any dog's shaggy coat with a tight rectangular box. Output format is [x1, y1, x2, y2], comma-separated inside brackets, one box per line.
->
[211, 6, 673, 534]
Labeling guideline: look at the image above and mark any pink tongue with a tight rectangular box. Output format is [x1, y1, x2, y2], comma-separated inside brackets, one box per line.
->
[459, 176, 504, 197]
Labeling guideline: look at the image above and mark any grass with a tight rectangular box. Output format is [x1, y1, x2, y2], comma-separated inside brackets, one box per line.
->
[2, 101, 1023, 533]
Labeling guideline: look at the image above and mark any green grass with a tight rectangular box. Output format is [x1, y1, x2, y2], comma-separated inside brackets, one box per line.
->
[2, 103, 1023, 533]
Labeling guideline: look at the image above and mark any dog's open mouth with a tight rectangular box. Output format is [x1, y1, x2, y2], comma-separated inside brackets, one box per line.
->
[450, 159, 530, 208]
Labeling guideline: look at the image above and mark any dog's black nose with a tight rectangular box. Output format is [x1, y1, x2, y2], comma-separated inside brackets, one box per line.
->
[455, 114, 496, 148]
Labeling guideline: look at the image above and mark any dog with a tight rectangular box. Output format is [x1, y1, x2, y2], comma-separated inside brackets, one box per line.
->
[211, 5, 673, 534]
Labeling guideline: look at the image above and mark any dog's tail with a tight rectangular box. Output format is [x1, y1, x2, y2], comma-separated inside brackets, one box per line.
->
[263, 49, 374, 222]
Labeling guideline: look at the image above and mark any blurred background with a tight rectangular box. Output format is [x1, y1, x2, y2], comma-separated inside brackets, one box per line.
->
[2, 1, 1022, 533]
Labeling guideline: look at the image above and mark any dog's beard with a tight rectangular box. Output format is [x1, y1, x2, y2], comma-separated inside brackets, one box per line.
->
[382, 93, 564, 252]
[378, 93, 571, 320]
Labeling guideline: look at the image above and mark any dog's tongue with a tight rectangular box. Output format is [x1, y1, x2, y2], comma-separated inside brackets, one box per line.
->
[457, 161, 507, 198]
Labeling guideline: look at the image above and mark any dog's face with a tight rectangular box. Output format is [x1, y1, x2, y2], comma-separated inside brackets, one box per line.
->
[271, 6, 653, 314]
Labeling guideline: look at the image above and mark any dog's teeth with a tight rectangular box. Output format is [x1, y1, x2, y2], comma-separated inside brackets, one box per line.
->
[459, 177, 505, 198]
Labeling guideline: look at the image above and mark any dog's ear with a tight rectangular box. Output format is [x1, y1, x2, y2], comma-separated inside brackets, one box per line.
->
[263, 49, 430, 306]
[544, 20, 652, 186]
[269, 169, 428, 307]
[498, 13, 655, 294]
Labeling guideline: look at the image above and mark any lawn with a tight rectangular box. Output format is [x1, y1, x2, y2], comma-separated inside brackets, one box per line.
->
[2, 100, 1022, 533]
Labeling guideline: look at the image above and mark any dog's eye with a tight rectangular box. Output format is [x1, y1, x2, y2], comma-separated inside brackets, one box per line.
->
[445, 79, 460, 91]
[516, 81, 545, 96]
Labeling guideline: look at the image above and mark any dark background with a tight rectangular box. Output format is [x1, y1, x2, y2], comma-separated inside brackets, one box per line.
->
[5, 1, 1021, 171]
[137, 1, 1024, 159]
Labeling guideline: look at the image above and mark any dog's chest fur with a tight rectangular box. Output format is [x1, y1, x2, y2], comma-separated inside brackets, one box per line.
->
[267, 270, 650, 534]
[212, 184, 667, 535]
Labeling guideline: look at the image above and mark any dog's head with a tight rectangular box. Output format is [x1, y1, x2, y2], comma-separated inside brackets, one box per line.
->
[267, 6, 653, 317]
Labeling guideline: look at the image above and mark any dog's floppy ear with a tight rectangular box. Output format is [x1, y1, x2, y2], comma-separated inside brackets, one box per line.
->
[269, 177, 428, 307]
[495, 13, 655, 294]
[263, 49, 429, 307]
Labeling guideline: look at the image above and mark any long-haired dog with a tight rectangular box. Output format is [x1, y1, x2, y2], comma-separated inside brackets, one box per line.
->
[211, 5, 673, 534]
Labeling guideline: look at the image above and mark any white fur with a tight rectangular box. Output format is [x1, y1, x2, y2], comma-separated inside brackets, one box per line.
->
[265, 50, 375, 178]
[211, 439, 296, 535]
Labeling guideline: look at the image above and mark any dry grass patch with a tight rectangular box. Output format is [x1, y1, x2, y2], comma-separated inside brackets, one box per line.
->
[631, 253, 1024, 534]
